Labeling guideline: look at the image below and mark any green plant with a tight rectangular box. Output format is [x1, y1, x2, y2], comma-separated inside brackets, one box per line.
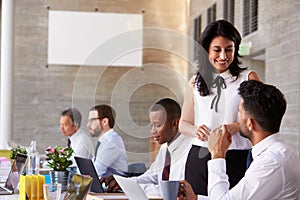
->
[10, 145, 28, 159]
[45, 146, 73, 171]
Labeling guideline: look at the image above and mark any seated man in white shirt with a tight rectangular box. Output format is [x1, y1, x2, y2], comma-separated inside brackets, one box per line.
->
[87, 104, 128, 176]
[101, 98, 192, 197]
[60, 108, 94, 162]
[178, 80, 300, 200]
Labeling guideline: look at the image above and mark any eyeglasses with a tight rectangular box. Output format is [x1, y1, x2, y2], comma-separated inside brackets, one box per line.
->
[88, 117, 100, 123]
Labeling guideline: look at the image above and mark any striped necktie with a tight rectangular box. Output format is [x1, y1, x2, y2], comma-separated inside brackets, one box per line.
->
[246, 149, 253, 169]
[162, 149, 171, 180]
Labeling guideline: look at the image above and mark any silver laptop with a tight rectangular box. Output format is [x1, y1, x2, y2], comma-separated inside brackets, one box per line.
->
[113, 175, 162, 200]
[0, 153, 28, 195]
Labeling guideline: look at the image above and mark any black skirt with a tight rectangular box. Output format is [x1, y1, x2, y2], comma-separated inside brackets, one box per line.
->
[185, 145, 249, 195]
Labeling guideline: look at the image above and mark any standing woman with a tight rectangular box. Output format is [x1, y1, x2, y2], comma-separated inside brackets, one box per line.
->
[179, 20, 261, 195]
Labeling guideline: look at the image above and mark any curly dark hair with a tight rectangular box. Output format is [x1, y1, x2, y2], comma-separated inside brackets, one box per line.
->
[238, 80, 286, 133]
[195, 20, 246, 96]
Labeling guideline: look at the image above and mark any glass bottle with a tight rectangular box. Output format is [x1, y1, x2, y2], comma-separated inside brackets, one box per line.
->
[27, 141, 40, 175]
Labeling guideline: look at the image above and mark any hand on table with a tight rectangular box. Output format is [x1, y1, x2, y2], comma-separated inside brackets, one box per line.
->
[100, 175, 121, 192]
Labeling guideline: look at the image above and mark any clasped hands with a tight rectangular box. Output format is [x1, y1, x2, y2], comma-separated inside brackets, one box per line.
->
[178, 125, 232, 200]
[195, 123, 238, 142]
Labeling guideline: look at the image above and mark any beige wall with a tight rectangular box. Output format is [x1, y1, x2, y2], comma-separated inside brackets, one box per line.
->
[11, 0, 190, 166]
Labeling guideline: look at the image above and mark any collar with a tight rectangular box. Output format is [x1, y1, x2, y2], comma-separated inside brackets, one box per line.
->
[213, 69, 231, 80]
[252, 133, 281, 159]
[98, 128, 114, 143]
[69, 129, 80, 141]
[167, 133, 188, 153]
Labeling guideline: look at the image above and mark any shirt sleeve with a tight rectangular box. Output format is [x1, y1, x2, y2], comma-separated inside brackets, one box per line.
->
[130, 146, 166, 196]
[197, 195, 209, 200]
[207, 158, 230, 199]
[130, 166, 161, 196]
[207, 157, 286, 200]
[131, 146, 164, 185]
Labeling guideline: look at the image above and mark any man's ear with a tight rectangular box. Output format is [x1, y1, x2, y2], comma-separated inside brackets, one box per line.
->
[172, 118, 179, 129]
[247, 118, 255, 132]
[102, 118, 109, 126]
[73, 123, 79, 130]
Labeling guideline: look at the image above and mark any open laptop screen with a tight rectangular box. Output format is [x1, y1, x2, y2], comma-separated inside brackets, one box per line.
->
[74, 156, 104, 193]
[4, 153, 28, 191]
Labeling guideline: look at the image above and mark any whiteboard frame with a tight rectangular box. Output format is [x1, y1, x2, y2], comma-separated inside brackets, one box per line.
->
[48, 10, 143, 67]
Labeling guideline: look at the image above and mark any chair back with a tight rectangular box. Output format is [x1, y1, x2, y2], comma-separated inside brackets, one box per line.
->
[127, 162, 147, 177]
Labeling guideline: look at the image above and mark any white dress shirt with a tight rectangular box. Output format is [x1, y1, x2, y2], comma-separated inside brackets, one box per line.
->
[206, 134, 300, 200]
[69, 128, 94, 163]
[131, 133, 193, 197]
[94, 129, 128, 177]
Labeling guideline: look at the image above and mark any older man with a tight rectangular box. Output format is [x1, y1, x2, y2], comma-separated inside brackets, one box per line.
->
[60, 108, 94, 162]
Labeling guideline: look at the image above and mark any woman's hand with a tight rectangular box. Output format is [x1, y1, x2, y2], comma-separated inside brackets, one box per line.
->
[195, 125, 210, 141]
[225, 122, 240, 135]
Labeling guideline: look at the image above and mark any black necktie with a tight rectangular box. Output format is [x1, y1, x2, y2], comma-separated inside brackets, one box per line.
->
[246, 149, 253, 169]
[211, 76, 226, 112]
[94, 141, 101, 159]
[162, 149, 171, 180]
[67, 138, 71, 148]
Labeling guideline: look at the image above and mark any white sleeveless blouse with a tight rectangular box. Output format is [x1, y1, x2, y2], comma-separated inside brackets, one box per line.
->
[192, 69, 252, 149]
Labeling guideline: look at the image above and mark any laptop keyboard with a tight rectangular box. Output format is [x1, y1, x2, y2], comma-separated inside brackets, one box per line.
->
[0, 176, 7, 183]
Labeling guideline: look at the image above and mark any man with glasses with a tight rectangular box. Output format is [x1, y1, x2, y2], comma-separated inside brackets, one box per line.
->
[87, 104, 128, 177]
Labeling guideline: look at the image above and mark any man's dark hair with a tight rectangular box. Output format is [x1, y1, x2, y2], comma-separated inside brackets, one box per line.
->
[150, 98, 181, 121]
[90, 104, 116, 128]
[61, 108, 82, 128]
[238, 80, 287, 133]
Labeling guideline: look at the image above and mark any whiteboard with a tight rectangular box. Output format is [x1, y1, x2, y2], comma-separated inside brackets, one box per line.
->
[48, 11, 143, 66]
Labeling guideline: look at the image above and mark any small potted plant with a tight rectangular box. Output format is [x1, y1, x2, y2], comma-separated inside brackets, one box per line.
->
[10, 145, 28, 160]
[45, 146, 73, 192]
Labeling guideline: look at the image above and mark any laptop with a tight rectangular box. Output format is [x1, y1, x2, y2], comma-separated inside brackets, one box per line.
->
[74, 156, 104, 193]
[0, 153, 28, 195]
[113, 175, 162, 200]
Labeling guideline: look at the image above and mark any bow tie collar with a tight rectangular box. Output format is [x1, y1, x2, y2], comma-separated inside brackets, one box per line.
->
[210, 75, 227, 112]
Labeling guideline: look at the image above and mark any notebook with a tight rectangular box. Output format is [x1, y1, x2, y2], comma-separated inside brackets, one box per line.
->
[74, 156, 104, 193]
[0, 153, 28, 195]
[63, 173, 93, 200]
[113, 175, 162, 200]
